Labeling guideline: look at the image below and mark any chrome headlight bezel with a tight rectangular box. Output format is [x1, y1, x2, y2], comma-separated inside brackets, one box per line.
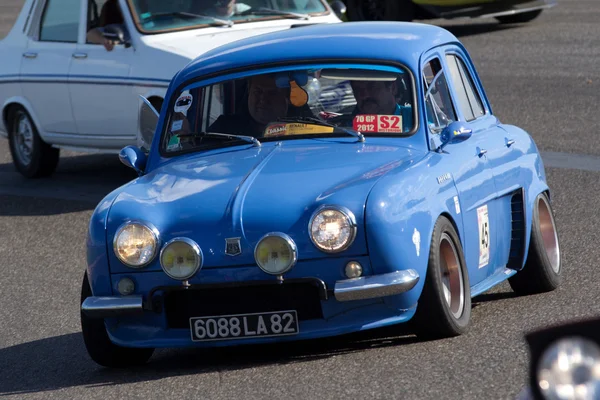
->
[159, 237, 203, 281]
[308, 205, 357, 253]
[112, 220, 160, 268]
[254, 232, 298, 276]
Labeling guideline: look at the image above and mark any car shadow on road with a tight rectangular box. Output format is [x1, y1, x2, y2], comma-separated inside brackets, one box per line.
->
[0, 325, 420, 396]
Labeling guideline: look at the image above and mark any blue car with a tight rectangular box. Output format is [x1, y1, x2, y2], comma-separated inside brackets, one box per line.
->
[80, 21, 561, 367]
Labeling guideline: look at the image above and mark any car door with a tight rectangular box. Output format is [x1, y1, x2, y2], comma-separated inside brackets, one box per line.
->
[423, 54, 498, 287]
[67, 0, 135, 149]
[443, 50, 516, 277]
[20, 0, 81, 135]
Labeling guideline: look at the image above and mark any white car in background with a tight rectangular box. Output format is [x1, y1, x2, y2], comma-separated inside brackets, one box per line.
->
[0, 0, 345, 178]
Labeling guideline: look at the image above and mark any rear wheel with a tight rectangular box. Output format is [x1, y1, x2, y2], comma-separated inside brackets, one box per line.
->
[414, 216, 471, 339]
[345, 0, 414, 21]
[80, 272, 154, 367]
[508, 192, 561, 295]
[7, 106, 59, 178]
[495, 9, 543, 24]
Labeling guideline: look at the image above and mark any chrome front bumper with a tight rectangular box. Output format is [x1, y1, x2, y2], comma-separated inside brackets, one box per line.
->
[81, 269, 420, 318]
[333, 269, 419, 301]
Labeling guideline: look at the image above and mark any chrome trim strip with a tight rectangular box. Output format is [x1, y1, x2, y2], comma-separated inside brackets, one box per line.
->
[334, 270, 419, 301]
[81, 296, 144, 318]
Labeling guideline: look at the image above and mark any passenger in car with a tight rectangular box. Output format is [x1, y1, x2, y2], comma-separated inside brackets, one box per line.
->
[208, 74, 291, 137]
[86, 0, 125, 51]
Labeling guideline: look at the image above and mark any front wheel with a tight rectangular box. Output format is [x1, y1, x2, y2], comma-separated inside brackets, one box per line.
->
[508, 192, 561, 295]
[80, 272, 154, 367]
[495, 9, 543, 24]
[7, 106, 59, 178]
[414, 216, 471, 339]
[345, 0, 414, 22]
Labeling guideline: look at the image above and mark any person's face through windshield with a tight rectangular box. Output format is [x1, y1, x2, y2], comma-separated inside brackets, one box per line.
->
[247, 75, 290, 126]
[351, 80, 398, 115]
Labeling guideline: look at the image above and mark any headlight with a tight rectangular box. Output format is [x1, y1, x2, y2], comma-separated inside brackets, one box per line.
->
[309, 206, 357, 253]
[254, 233, 297, 275]
[537, 336, 600, 400]
[160, 238, 202, 280]
[113, 222, 159, 268]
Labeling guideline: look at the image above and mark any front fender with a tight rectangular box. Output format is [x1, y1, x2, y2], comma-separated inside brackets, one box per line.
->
[86, 186, 129, 297]
[364, 152, 464, 309]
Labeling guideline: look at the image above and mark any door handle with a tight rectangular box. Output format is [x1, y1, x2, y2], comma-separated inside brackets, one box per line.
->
[478, 149, 488, 157]
[22, 52, 37, 58]
[72, 53, 88, 59]
[506, 139, 515, 147]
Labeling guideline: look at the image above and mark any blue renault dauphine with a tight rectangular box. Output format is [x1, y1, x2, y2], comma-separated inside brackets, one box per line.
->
[80, 21, 561, 367]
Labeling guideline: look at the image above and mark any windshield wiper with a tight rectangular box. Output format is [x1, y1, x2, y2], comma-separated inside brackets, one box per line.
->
[238, 7, 310, 20]
[203, 132, 261, 147]
[141, 11, 233, 27]
[277, 116, 365, 142]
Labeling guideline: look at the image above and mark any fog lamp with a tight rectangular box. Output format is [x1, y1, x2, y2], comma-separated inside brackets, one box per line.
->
[345, 261, 363, 278]
[254, 233, 297, 275]
[117, 277, 135, 295]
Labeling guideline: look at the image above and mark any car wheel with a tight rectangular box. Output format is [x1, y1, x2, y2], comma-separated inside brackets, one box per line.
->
[495, 9, 543, 24]
[80, 272, 154, 367]
[414, 216, 471, 339]
[508, 192, 561, 295]
[7, 106, 59, 178]
[345, 0, 414, 22]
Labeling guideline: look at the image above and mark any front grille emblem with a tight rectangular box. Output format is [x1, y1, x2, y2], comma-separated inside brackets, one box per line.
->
[225, 237, 242, 256]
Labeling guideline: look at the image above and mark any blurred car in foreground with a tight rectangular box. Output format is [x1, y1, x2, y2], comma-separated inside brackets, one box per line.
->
[517, 316, 600, 400]
[343, 0, 556, 24]
[0, 0, 345, 178]
[79, 21, 562, 367]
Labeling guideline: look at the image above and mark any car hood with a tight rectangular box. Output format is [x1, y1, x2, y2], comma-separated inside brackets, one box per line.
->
[107, 141, 424, 271]
[142, 19, 337, 59]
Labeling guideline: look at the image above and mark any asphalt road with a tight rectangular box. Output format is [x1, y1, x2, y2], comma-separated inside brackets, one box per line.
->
[1, 1, 600, 399]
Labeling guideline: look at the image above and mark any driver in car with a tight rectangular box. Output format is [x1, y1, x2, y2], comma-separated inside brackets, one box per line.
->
[86, 0, 125, 51]
[208, 74, 291, 137]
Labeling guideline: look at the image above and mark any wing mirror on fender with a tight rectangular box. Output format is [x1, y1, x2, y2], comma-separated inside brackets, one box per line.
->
[102, 24, 132, 48]
[119, 146, 147, 176]
[437, 122, 473, 153]
[330, 0, 347, 19]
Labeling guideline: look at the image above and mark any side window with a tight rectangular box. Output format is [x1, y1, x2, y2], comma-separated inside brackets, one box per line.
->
[202, 85, 225, 132]
[423, 58, 456, 132]
[39, 0, 81, 43]
[445, 54, 485, 121]
[86, 0, 125, 44]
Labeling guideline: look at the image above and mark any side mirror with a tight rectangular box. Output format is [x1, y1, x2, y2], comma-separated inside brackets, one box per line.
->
[138, 96, 159, 153]
[119, 145, 147, 176]
[437, 122, 472, 152]
[330, 0, 347, 19]
[102, 24, 131, 48]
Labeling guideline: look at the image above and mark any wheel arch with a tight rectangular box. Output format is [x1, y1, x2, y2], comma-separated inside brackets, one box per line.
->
[2, 97, 48, 142]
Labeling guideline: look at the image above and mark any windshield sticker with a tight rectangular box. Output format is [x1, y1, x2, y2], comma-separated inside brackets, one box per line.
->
[171, 120, 183, 132]
[353, 115, 403, 133]
[264, 123, 334, 137]
[174, 91, 193, 115]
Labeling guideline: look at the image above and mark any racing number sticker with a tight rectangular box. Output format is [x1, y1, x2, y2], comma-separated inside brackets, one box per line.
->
[352, 114, 403, 133]
[477, 205, 490, 268]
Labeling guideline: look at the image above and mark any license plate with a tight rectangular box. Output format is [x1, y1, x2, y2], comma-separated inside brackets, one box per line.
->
[190, 310, 299, 342]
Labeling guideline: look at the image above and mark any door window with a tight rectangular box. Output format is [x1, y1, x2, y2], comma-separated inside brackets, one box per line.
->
[423, 57, 456, 132]
[39, 0, 81, 42]
[445, 54, 485, 121]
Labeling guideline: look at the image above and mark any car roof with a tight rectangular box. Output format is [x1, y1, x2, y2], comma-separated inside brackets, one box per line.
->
[172, 21, 461, 88]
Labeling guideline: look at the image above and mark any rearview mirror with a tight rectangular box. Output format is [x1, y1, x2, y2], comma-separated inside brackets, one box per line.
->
[330, 0, 347, 19]
[119, 145, 147, 175]
[138, 96, 159, 153]
[438, 122, 472, 152]
[102, 24, 131, 48]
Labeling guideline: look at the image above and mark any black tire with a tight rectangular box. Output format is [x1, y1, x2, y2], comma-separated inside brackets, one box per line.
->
[7, 106, 59, 178]
[80, 272, 154, 367]
[495, 9, 543, 24]
[345, 0, 414, 22]
[414, 216, 471, 339]
[508, 192, 561, 295]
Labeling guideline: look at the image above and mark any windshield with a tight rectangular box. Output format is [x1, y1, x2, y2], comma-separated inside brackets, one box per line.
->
[126, 0, 329, 33]
[161, 66, 416, 155]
